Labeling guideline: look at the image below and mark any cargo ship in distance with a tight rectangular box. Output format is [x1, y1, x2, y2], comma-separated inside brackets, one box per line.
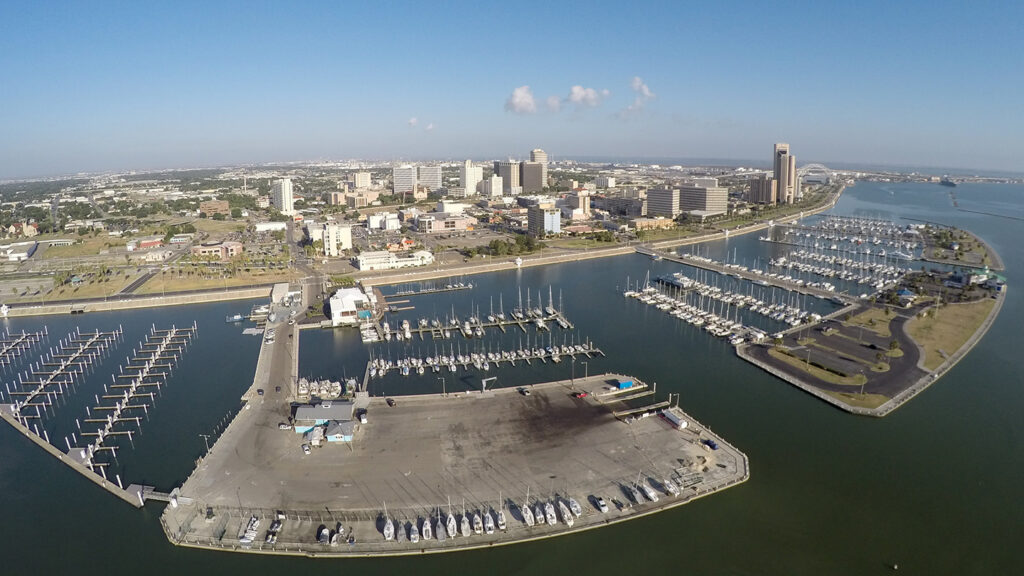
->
[939, 177, 957, 187]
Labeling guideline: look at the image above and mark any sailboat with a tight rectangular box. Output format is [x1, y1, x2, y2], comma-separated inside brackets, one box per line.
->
[409, 520, 420, 543]
[461, 499, 471, 537]
[522, 488, 536, 526]
[497, 492, 508, 531]
[383, 502, 395, 541]
[472, 510, 483, 535]
[535, 502, 546, 525]
[395, 519, 405, 542]
[544, 501, 557, 525]
[484, 509, 495, 534]
[558, 500, 574, 527]
[421, 516, 432, 540]
[436, 508, 447, 541]
[447, 497, 458, 538]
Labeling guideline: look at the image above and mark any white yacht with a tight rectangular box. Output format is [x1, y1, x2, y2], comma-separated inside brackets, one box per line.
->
[484, 510, 495, 534]
[558, 501, 574, 527]
[544, 502, 557, 525]
[568, 497, 582, 518]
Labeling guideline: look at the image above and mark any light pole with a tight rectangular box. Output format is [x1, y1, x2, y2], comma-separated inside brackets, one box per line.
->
[582, 361, 588, 381]
[199, 433, 211, 453]
[438, 376, 446, 397]
[571, 356, 576, 388]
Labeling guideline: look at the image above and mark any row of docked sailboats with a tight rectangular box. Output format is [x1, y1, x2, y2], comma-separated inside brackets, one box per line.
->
[381, 496, 508, 542]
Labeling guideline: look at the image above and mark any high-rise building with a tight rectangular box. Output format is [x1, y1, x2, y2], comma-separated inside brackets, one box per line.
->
[520, 162, 545, 193]
[646, 186, 680, 218]
[527, 204, 560, 237]
[774, 143, 800, 204]
[481, 175, 503, 197]
[392, 165, 417, 195]
[596, 176, 616, 189]
[530, 148, 549, 187]
[679, 183, 728, 215]
[494, 160, 520, 194]
[351, 172, 371, 189]
[459, 160, 482, 196]
[271, 178, 295, 216]
[322, 223, 353, 257]
[418, 165, 442, 191]
[748, 174, 777, 205]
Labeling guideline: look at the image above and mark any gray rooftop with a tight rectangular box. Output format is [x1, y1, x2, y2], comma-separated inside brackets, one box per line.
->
[294, 401, 354, 422]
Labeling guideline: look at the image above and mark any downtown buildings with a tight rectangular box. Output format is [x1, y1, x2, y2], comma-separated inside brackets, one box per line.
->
[271, 178, 295, 216]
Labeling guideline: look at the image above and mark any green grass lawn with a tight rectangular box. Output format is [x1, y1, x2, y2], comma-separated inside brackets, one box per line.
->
[906, 298, 996, 371]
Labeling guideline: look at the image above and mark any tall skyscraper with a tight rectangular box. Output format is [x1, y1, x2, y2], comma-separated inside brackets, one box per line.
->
[520, 162, 545, 193]
[494, 160, 520, 194]
[459, 160, 482, 196]
[271, 178, 295, 216]
[774, 143, 800, 204]
[418, 165, 442, 191]
[392, 165, 417, 195]
[530, 148, 549, 188]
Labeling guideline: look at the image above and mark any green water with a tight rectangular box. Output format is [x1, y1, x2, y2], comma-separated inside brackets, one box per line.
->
[0, 182, 1021, 574]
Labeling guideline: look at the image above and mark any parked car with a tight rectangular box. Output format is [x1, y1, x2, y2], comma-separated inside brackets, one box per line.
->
[572, 392, 588, 398]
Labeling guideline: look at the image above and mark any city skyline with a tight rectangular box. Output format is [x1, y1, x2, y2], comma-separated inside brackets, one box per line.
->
[2, 1, 1022, 179]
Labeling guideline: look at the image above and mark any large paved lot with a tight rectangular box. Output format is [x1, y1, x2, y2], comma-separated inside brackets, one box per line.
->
[165, 374, 748, 555]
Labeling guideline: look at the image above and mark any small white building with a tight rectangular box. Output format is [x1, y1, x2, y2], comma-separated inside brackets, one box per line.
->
[329, 287, 375, 325]
[254, 221, 288, 233]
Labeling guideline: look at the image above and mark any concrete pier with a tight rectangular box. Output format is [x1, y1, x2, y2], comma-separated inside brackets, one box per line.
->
[161, 373, 749, 557]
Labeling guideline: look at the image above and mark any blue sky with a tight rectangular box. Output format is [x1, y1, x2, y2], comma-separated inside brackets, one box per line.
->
[1, 0, 1022, 178]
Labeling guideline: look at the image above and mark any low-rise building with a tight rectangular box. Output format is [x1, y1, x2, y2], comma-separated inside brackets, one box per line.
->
[199, 200, 231, 217]
[632, 217, 676, 231]
[253, 221, 287, 233]
[293, 401, 355, 433]
[137, 236, 164, 250]
[354, 250, 434, 271]
[328, 287, 375, 325]
[190, 241, 243, 260]
[416, 212, 477, 234]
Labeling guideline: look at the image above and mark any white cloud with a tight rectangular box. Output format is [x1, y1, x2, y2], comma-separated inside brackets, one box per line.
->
[545, 95, 562, 112]
[567, 85, 610, 107]
[621, 76, 656, 116]
[425, 123, 435, 132]
[408, 117, 419, 127]
[504, 85, 537, 114]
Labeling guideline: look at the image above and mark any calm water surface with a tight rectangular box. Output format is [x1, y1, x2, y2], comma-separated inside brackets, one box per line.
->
[0, 182, 1021, 574]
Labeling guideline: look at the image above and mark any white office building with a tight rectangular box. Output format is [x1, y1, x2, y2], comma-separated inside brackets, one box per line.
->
[271, 179, 295, 216]
[459, 160, 483, 197]
[392, 165, 417, 195]
[418, 165, 442, 191]
[322, 222, 353, 257]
